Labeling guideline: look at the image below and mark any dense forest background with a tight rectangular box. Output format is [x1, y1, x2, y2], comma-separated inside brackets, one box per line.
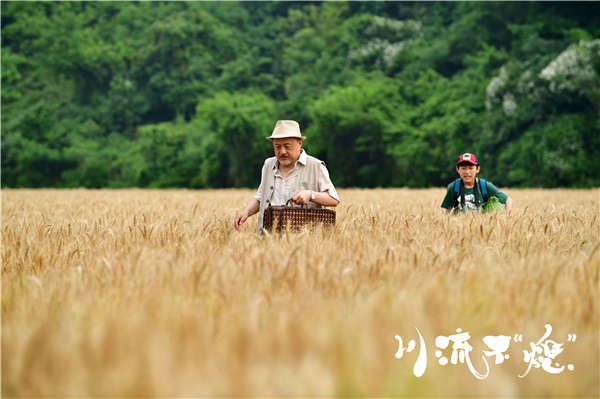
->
[2, 1, 599, 188]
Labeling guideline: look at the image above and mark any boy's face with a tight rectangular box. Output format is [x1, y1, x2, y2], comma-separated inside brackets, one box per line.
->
[456, 164, 480, 186]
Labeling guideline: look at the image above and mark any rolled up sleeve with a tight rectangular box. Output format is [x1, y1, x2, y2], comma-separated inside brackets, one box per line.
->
[487, 182, 508, 204]
[253, 162, 268, 202]
[318, 163, 340, 202]
[254, 186, 262, 202]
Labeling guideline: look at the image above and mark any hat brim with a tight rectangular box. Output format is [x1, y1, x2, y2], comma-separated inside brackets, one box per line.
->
[456, 160, 479, 166]
[266, 135, 306, 141]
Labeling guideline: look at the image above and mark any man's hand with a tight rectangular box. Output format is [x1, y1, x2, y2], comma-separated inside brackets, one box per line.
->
[233, 199, 260, 232]
[291, 190, 312, 205]
[234, 210, 249, 231]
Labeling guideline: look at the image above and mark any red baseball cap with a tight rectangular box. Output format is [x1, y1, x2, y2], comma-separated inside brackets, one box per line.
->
[456, 153, 479, 166]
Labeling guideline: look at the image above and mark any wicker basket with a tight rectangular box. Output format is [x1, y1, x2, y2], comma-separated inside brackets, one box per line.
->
[263, 200, 336, 232]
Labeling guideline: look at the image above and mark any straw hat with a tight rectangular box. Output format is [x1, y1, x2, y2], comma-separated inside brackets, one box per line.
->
[266, 120, 305, 140]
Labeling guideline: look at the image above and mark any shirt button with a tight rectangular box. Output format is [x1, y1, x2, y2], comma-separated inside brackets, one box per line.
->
[270, 186, 273, 189]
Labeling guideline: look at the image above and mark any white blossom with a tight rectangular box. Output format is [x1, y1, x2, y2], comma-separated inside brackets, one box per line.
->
[502, 93, 517, 116]
[349, 17, 421, 68]
[348, 39, 408, 68]
[517, 70, 535, 94]
[485, 66, 508, 110]
[370, 16, 422, 34]
[539, 39, 600, 92]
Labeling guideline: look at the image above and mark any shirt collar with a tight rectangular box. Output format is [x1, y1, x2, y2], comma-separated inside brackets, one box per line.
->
[273, 149, 307, 170]
[298, 149, 307, 166]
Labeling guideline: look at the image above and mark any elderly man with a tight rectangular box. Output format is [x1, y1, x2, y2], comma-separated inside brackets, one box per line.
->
[234, 120, 340, 233]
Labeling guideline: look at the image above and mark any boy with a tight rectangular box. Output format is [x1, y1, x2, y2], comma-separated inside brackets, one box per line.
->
[441, 153, 513, 213]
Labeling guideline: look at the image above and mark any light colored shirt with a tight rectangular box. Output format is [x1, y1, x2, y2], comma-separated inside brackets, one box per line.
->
[254, 150, 340, 206]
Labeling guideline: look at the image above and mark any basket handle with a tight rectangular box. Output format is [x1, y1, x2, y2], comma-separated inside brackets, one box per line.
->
[285, 199, 307, 208]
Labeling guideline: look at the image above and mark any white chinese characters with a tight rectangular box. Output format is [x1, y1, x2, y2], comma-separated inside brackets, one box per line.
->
[394, 323, 576, 379]
[519, 323, 575, 378]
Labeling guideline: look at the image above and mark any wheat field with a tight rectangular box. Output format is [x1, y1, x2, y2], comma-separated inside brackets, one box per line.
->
[2, 188, 599, 397]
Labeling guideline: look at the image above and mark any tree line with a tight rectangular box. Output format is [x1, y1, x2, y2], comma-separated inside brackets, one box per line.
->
[2, 2, 599, 188]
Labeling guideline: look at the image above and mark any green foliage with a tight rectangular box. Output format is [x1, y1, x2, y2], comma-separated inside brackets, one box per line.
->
[499, 114, 598, 187]
[308, 76, 400, 187]
[482, 196, 505, 212]
[191, 92, 276, 188]
[2, 2, 599, 188]
[62, 133, 141, 188]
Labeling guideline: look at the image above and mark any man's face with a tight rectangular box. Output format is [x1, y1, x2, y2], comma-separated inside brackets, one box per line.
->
[456, 164, 480, 185]
[272, 138, 303, 167]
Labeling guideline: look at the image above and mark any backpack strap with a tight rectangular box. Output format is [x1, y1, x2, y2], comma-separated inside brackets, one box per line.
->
[453, 178, 461, 195]
[452, 178, 463, 209]
[453, 178, 486, 209]
[479, 178, 488, 202]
